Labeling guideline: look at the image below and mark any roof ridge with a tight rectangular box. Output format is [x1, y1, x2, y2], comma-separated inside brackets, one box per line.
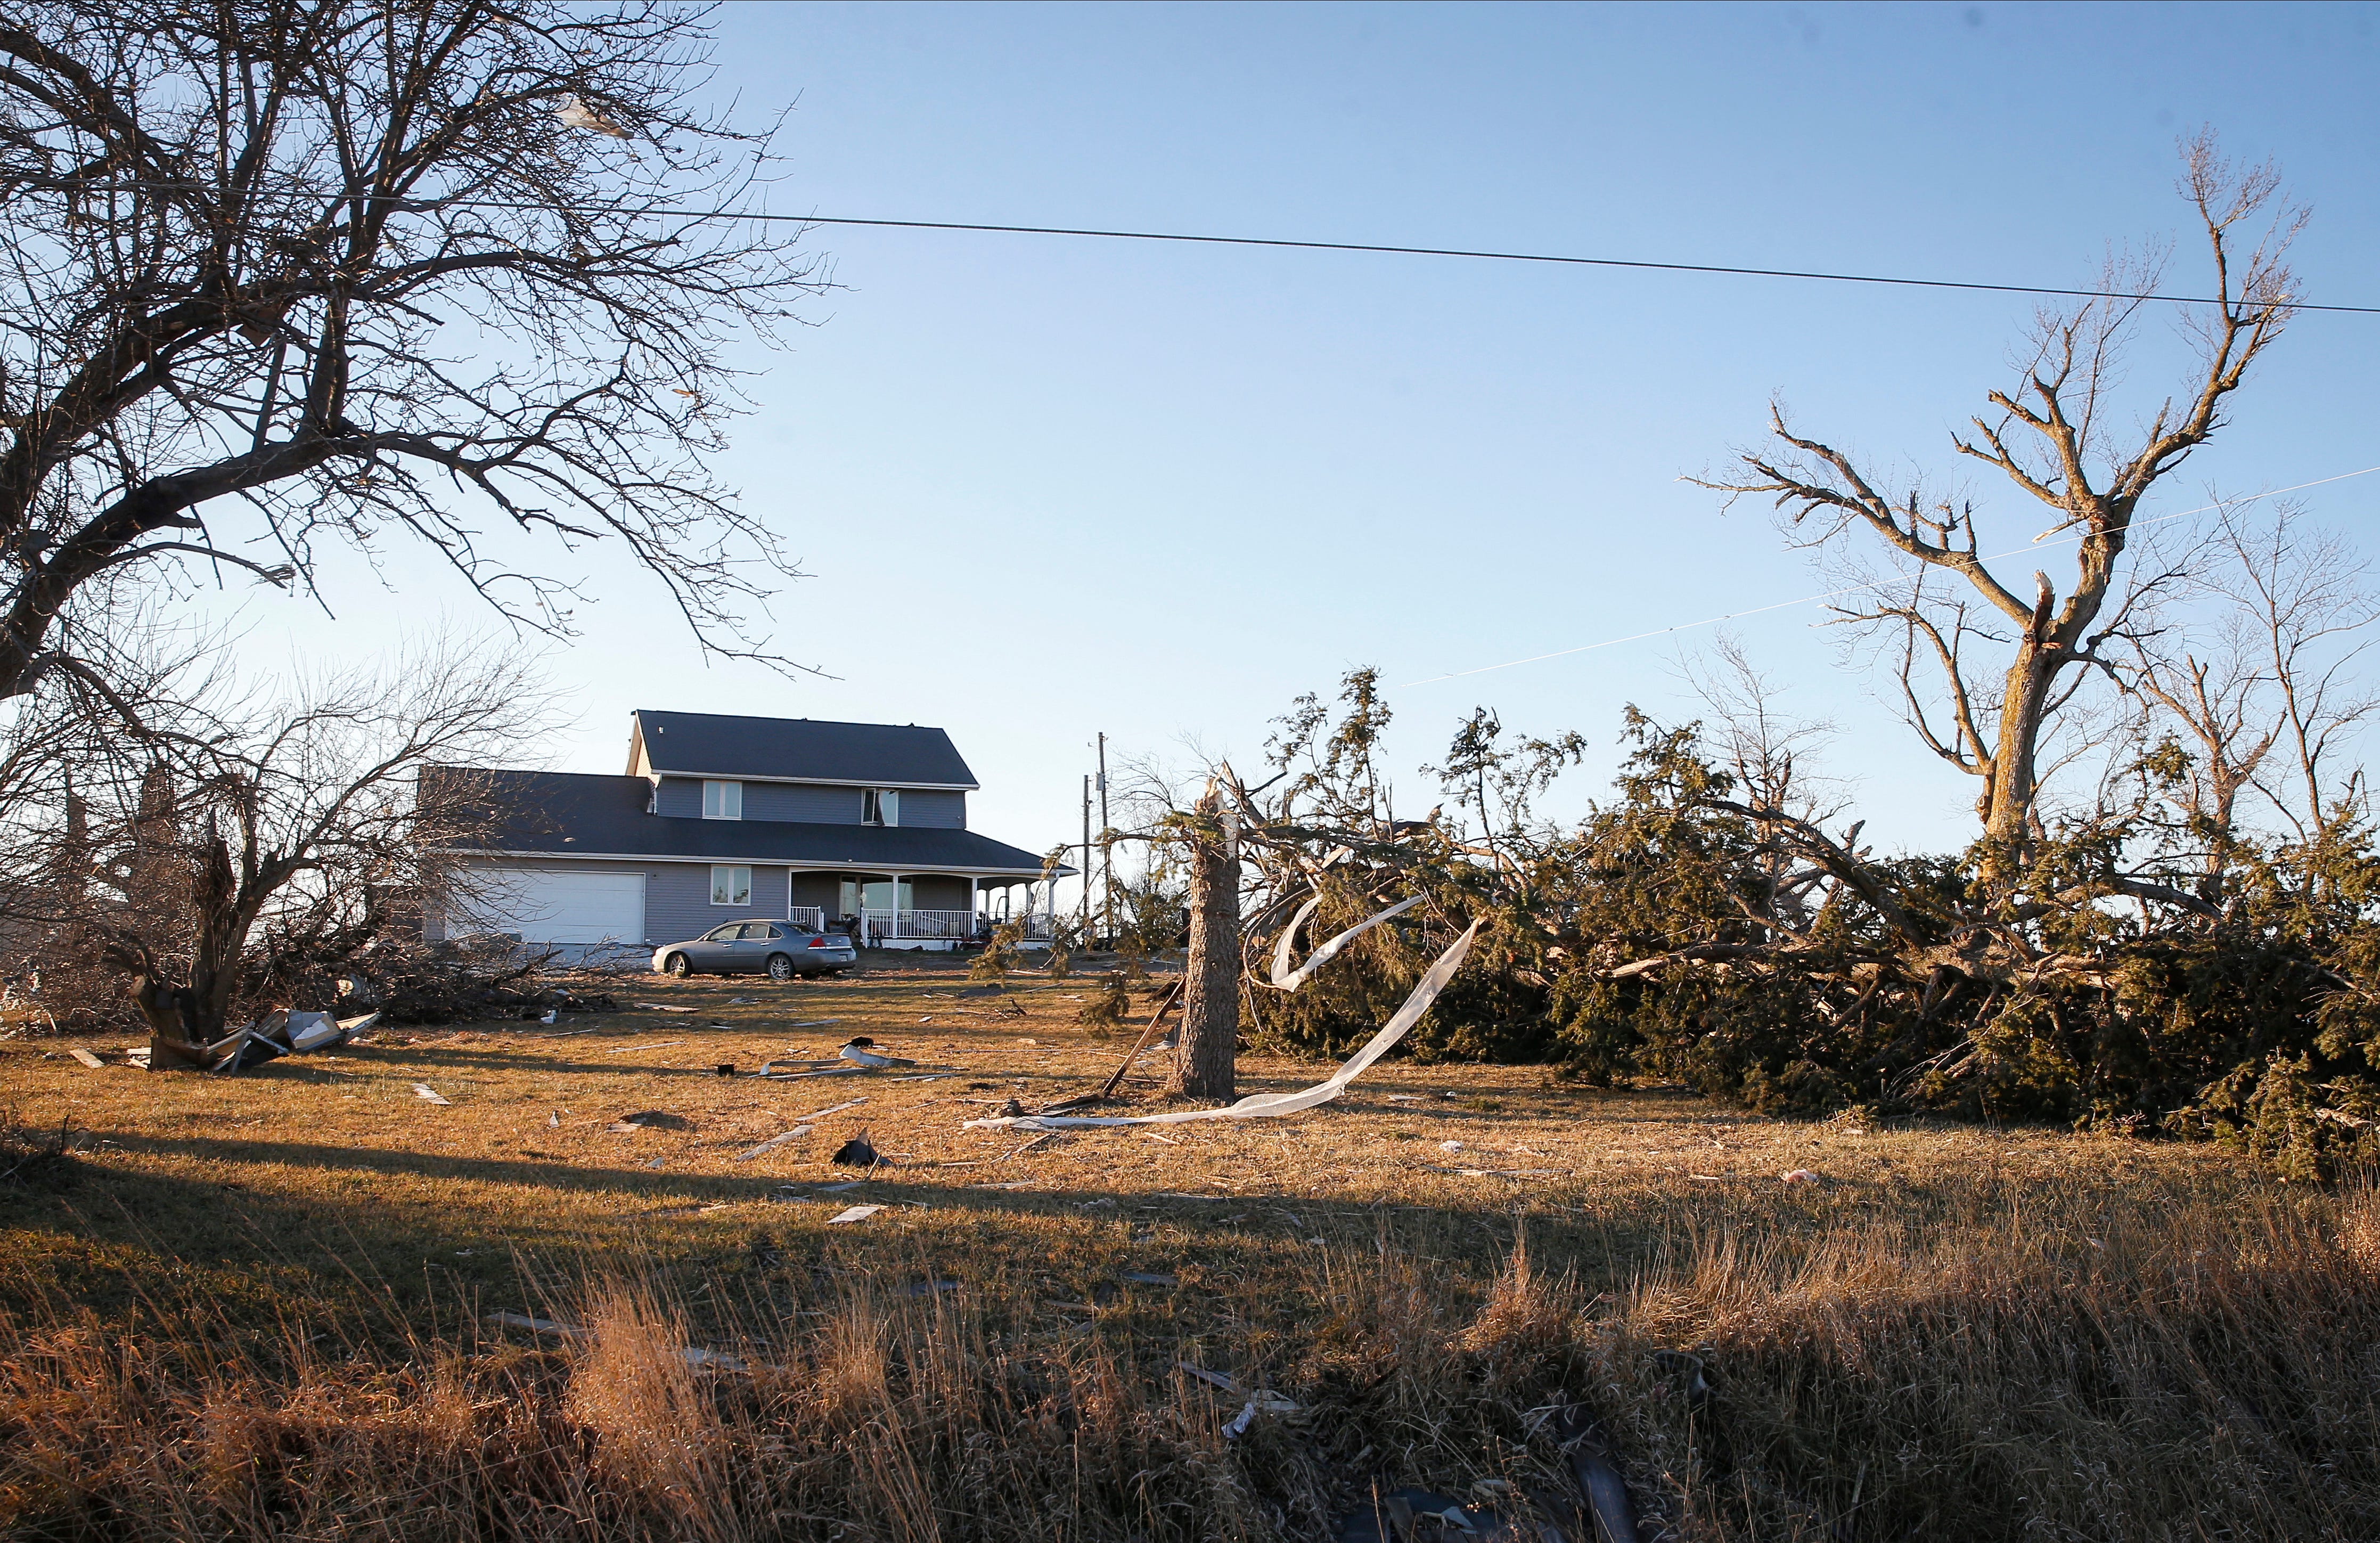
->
[633, 709, 951, 734]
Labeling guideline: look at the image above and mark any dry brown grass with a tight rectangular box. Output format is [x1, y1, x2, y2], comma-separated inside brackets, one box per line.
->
[5, 953, 2379, 1539]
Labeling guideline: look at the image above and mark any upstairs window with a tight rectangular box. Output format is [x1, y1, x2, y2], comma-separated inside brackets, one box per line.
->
[861, 788, 899, 827]
[702, 780, 742, 820]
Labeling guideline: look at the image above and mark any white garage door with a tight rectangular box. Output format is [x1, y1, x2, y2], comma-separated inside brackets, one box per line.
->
[470, 869, 646, 946]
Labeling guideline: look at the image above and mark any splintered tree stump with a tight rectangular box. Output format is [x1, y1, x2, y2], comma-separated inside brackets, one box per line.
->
[1170, 785, 1241, 1102]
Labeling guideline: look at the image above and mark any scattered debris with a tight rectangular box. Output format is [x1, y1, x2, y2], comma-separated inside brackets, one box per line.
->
[67, 1047, 104, 1069]
[735, 1126, 813, 1162]
[905, 1279, 960, 1296]
[1121, 1271, 1177, 1287]
[605, 1040, 686, 1054]
[412, 1083, 451, 1105]
[485, 1311, 586, 1338]
[1440, 1140, 1465, 1152]
[643, 1156, 665, 1170]
[716, 1063, 736, 1076]
[608, 1111, 692, 1132]
[1222, 1390, 1303, 1439]
[789, 1020, 839, 1027]
[634, 1002, 699, 1014]
[1781, 1168, 1820, 1185]
[554, 92, 632, 137]
[966, 921, 1481, 1132]
[840, 1038, 915, 1068]
[831, 1135, 883, 1168]
[1178, 1363, 1240, 1393]
[795, 1097, 868, 1122]
[825, 1204, 884, 1225]
[1555, 1400, 1642, 1543]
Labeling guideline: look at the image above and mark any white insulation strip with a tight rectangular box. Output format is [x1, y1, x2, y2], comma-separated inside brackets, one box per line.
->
[1266, 893, 1424, 991]
[963, 919, 1480, 1131]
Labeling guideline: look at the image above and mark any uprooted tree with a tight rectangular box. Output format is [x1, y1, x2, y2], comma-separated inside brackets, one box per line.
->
[0, 0, 828, 704]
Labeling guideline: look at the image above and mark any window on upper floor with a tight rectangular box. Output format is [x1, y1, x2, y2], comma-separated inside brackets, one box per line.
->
[861, 787, 899, 827]
[702, 780, 742, 820]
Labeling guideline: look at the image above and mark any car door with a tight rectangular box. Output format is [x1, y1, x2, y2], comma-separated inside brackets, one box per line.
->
[731, 921, 781, 972]
[688, 922, 743, 969]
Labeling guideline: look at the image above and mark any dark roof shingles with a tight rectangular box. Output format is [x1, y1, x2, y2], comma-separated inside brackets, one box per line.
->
[634, 711, 978, 787]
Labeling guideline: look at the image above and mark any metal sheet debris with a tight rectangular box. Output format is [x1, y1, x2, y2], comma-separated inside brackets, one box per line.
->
[1266, 894, 1424, 991]
[839, 1038, 915, 1068]
[966, 921, 1479, 1131]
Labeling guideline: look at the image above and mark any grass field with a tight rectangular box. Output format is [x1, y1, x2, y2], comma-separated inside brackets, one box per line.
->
[6, 952, 2380, 1540]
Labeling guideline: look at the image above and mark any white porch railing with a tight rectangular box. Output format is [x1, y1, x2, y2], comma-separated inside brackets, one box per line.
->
[860, 909, 1059, 945]
[789, 905, 825, 932]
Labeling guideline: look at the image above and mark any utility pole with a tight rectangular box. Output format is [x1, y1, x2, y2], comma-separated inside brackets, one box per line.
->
[1080, 773, 1092, 932]
[1097, 732, 1111, 946]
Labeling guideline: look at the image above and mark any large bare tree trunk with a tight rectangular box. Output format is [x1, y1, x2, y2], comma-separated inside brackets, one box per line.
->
[1171, 786, 1241, 1101]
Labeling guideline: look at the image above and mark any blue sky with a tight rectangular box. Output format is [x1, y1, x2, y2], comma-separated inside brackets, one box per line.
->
[197, 2, 2380, 889]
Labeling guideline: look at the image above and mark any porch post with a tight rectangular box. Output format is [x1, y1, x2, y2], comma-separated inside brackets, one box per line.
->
[966, 876, 979, 936]
[888, 872, 904, 942]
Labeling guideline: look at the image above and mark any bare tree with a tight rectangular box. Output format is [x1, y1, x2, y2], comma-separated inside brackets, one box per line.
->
[53, 634, 559, 1056]
[1676, 630, 1845, 934]
[0, 0, 829, 704]
[2213, 503, 2380, 840]
[1700, 134, 2302, 881]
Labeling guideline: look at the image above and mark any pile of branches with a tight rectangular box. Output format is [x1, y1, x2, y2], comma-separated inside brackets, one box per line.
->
[1159, 673, 2380, 1182]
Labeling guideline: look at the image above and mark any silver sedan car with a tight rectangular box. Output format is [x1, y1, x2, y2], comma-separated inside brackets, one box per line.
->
[651, 921, 856, 979]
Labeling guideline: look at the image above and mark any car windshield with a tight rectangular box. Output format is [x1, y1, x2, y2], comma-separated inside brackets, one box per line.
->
[705, 924, 742, 941]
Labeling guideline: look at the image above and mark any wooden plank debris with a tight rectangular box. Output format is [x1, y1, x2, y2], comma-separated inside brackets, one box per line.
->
[68, 1047, 105, 1068]
[825, 1204, 885, 1224]
[412, 1083, 451, 1105]
[604, 1040, 685, 1054]
[733, 1126, 813, 1162]
[633, 1002, 700, 1014]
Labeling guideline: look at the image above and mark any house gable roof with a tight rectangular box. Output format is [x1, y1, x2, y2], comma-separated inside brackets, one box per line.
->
[628, 711, 979, 788]
[429, 768, 1059, 876]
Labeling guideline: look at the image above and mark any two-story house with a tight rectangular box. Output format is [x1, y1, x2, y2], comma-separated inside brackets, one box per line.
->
[425, 711, 1064, 959]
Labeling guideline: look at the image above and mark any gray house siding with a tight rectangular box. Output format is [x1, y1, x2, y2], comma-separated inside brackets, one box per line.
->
[654, 776, 699, 818]
[898, 789, 966, 829]
[756, 781, 862, 823]
[643, 860, 795, 943]
[789, 872, 844, 914]
[909, 875, 971, 910]
[649, 775, 962, 828]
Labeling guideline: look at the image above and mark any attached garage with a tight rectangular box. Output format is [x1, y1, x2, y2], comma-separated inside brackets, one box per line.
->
[463, 868, 647, 958]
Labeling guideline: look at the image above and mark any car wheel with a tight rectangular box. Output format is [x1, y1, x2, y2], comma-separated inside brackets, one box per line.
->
[664, 953, 691, 977]
[766, 953, 794, 982]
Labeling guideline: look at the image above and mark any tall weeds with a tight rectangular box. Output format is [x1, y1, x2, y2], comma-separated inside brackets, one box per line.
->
[6, 1174, 2379, 1540]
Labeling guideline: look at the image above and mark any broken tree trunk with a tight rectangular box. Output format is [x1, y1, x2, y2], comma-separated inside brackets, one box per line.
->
[1171, 785, 1241, 1101]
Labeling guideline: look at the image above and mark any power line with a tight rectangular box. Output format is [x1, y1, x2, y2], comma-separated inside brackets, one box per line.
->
[60, 179, 2380, 315]
[1393, 464, 2380, 690]
[791, 214, 2379, 316]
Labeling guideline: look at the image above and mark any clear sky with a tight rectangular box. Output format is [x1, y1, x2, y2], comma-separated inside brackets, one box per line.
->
[186, 1, 2380, 893]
